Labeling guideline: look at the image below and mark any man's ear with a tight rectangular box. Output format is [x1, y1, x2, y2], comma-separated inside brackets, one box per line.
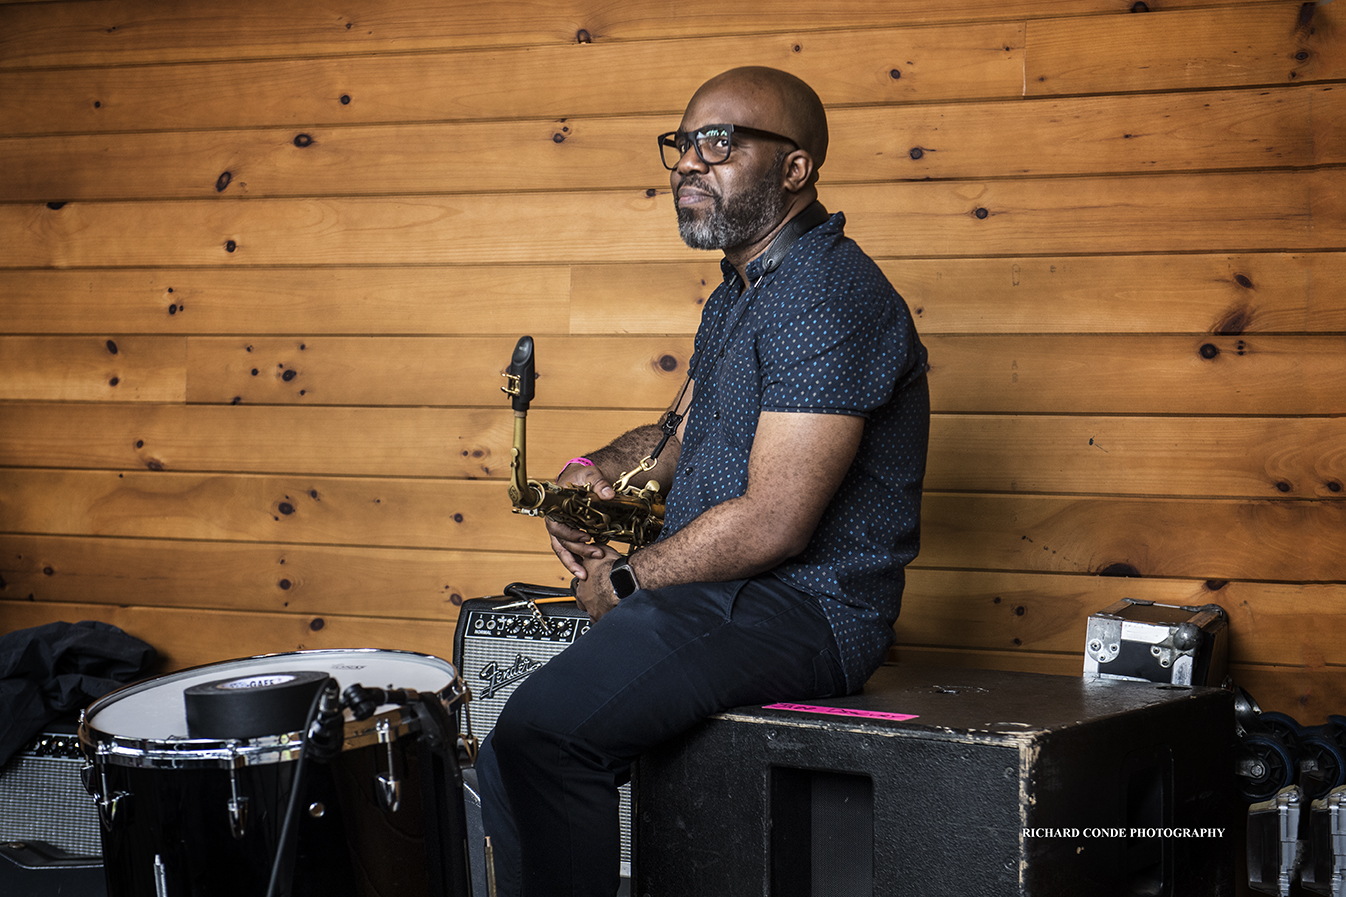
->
[781, 149, 816, 193]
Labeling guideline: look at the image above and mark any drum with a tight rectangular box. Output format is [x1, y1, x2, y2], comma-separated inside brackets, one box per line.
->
[78, 649, 471, 897]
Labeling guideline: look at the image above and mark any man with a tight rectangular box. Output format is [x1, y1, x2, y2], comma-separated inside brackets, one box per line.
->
[477, 66, 928, 896]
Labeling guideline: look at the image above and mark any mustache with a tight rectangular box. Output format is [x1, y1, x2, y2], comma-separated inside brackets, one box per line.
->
[675, 175, 720, 200]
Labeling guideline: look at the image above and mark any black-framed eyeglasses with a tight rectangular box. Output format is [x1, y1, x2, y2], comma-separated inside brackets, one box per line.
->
[657, 123, 798, 171]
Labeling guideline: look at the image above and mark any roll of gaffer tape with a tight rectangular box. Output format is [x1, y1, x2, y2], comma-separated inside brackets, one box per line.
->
[185, 669, 331, 739]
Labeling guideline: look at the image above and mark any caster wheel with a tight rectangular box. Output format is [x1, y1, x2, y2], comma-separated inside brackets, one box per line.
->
[1238, 733, 1296, 804]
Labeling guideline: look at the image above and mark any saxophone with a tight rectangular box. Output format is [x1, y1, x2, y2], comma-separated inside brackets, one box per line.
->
[502, 336, 666, 549]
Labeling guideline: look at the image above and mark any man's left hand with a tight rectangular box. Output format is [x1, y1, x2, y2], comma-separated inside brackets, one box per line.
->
[576, 544, 623, 621]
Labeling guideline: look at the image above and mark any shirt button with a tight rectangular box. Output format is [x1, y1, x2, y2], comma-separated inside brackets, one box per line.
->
[713, 411, 720, 420]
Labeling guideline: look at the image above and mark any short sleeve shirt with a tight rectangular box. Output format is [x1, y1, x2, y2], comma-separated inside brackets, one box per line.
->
[659, 211, 930, 693]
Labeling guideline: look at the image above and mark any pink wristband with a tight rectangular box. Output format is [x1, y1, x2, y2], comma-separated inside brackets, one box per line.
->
[564, 457, 595, 470]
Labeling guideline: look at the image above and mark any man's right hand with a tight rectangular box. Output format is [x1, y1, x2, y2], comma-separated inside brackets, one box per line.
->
[547, 461, 616, 579]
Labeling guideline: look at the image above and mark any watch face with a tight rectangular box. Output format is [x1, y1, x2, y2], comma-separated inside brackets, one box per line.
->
[610, 561, 638, 599]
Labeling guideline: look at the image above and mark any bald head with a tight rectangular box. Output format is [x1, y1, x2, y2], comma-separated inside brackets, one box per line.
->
[684, 67, 828, 175]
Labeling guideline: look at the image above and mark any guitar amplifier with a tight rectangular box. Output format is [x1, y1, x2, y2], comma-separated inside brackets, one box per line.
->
[0, 721, 102, 857]
[453, 585, 634, 881]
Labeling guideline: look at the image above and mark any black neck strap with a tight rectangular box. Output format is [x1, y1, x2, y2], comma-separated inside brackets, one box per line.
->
[755, 201, 830, 280]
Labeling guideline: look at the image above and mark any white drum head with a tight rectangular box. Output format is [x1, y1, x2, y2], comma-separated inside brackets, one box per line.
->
[86, 649, 456, 742]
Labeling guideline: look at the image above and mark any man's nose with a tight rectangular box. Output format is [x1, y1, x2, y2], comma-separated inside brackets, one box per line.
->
[674, 143, 710, 175]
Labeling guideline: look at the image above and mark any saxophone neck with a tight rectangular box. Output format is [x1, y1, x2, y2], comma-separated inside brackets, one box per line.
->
[509, 412, 545, 509]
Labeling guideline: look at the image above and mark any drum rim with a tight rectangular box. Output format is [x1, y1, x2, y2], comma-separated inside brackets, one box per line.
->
[79, 648, 466, 769]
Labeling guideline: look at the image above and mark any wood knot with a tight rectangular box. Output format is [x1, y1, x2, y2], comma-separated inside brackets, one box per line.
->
[576, 29, 592, 43]
[1213, 306, 1253, 335]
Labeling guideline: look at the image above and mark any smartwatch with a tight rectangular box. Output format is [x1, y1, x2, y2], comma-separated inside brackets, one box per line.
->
[609, 556, 640, 599]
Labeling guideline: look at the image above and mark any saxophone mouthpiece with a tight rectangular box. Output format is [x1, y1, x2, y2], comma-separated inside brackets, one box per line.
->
[503, 335, 536, 413]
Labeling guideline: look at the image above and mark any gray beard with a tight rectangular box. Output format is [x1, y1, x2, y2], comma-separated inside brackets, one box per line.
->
[675, 156, 788, 252]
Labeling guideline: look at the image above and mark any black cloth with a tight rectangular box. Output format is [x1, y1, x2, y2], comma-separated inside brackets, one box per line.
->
[0, 620, 157, 765]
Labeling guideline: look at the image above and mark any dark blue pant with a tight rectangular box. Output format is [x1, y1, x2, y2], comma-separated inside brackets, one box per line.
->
[476, 574, 846, 897]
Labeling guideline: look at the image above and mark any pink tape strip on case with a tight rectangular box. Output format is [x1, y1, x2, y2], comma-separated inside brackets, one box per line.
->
[762, 703, 919, 722]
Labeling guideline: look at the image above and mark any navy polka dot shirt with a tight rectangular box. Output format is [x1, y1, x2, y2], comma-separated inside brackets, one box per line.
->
[660, 211, 930, 693]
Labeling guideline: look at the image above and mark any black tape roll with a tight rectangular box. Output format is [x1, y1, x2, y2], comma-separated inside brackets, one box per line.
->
[185, 669, 330, 739]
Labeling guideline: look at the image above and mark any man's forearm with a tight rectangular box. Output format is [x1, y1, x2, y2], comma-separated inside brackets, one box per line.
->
[619, 490, 801, 594]
[582, 422, 680, 493]
[585, 424, 661, 473]
[577, 491, 789, 619]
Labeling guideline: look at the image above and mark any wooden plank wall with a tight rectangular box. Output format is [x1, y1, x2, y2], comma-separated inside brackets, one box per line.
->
[1, 0, 1342, 721]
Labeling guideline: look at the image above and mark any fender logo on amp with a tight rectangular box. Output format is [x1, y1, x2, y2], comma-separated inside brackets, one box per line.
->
[478, 654, 544, 700]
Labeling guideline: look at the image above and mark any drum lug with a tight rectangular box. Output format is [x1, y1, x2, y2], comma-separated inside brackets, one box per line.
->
[375, 717, 401, 812]
[97, 791, 129, 829]
[92, 745, 129, 829]
[228, 796, 249, 840]
[226, 743, 249, 839]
